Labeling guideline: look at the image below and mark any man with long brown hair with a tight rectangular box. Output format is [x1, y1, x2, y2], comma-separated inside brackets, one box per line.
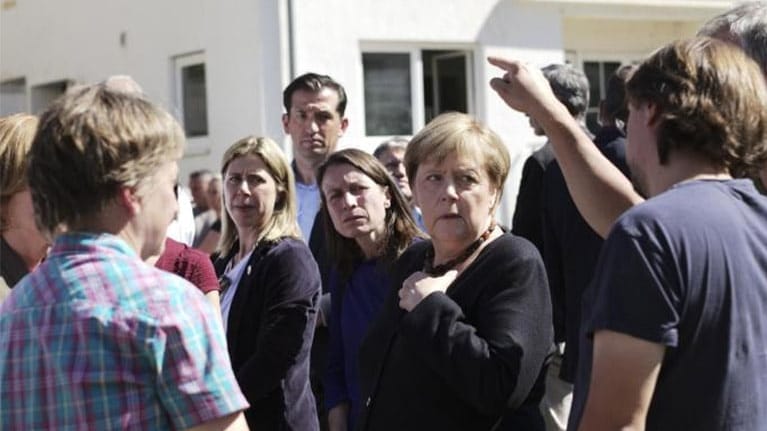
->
[492, 37, 767, 431]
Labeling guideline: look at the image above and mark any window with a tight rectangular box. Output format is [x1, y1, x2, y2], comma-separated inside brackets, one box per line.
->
[423, 50, 471, 123]
[173, 52, 209, 138]
[583, 61, 622, 133]
[361, 47, 473, 137]
[363, 53, 412, 136]
[1, 78, 27, 116]
[566, 50, 643, 134]
[31, 79, 71, 114]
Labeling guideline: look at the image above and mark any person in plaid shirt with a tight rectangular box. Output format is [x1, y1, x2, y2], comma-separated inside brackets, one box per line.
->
[0, 81, 249, 430]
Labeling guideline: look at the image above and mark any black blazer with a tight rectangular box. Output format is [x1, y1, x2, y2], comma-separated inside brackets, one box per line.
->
[511, 143, 555, 253]
[213, 237, 321, 431]
[357, 235, 553, 431]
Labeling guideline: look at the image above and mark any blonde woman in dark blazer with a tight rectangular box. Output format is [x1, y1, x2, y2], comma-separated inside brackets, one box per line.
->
[213, 136, 321, 431]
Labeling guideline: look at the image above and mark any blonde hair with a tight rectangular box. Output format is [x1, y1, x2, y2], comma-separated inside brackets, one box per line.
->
[405, 112, 510, 204]
[0, 113, 39, 232]
[28, 83, 185, 234]
[218, 136, 300, 253]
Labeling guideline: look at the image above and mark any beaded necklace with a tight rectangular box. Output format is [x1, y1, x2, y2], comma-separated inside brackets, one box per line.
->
[423, 221, 496, 276]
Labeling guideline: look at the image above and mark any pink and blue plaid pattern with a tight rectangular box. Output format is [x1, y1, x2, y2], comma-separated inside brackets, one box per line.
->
[0, 232, 248, 430]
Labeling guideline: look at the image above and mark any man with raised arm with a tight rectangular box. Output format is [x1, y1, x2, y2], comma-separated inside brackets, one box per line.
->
[492, 2, 767, 238]
[492, 37, 767, 430]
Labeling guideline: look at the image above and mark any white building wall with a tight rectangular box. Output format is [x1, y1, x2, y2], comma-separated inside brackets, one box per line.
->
[563, 18, 704, 54]
[0, 0, 286, 179]
[1, 0, 731, 225]
[286, 0, 722, 226]
[289, 0, 563, 148]
[289, 0, 569, 226]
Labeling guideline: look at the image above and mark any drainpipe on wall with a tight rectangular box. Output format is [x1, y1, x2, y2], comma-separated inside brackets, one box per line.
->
[287, 0, 295, 80]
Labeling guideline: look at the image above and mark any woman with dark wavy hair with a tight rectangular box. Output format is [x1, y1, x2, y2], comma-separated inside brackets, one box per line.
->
[316, 148, 423, 431]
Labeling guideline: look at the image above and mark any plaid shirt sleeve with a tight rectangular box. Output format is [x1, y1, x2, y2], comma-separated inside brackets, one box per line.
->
[151, 274, 248, 429]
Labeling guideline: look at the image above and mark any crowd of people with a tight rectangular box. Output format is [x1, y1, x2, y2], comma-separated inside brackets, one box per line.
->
[1, 2, 766, 430]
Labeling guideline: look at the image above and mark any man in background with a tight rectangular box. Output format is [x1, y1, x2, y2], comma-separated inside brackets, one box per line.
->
[539, 65, 634, 431]
[374, 137, 424, 230]
[282, 72, 349, 430]
[189, 169, 217, 247]
[511, 64, 591, 253]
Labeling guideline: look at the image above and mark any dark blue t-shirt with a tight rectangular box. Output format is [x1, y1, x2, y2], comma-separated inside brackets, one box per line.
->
[569, 179, 767, 430]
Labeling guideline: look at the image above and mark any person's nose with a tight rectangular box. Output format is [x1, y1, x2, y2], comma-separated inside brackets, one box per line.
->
[392, 163, 406, 178]
[342, 191, 357, 208]
[305, 116, 319, 134]
[442, 179, 459, 201]
[237, 179, 251, 196]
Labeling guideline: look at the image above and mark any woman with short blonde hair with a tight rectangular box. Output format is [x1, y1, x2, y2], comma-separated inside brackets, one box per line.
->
[358, 112, 552, 431]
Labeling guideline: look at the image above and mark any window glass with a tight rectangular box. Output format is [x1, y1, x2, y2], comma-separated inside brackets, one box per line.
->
[30, 80, 68, 114]
[428, 52, 468, 122]
[363, 53, 412, 136]
[584, 61, 622, 134]
[1, 78, 27, 116]
[181, 63, 208, 137]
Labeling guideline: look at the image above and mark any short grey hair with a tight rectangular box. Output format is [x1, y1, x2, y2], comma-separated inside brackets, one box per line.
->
[698, 1, 767, 76]
[542, 64, 590, 120]
[373, 136, 409, 159]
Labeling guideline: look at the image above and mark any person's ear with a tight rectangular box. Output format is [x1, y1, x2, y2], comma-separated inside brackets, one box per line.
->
[383, 186, 391, 209]
[488, 187, 499, 213]
[117, 186, 141, 217]
[645, 102, 661, 127]
[339, 117, 349, 136]
[275, 187, 287, 210]
[282, 113, 290, 133]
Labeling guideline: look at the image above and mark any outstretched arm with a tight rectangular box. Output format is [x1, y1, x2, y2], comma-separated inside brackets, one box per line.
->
[488, 56, 643, 237]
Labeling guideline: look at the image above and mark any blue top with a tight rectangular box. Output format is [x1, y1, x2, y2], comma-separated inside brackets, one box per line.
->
[569, 179, 767, 430]
[412, 207, 426, 232]
[324, 259, 390, 430]
[293, 160, 321, 242]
